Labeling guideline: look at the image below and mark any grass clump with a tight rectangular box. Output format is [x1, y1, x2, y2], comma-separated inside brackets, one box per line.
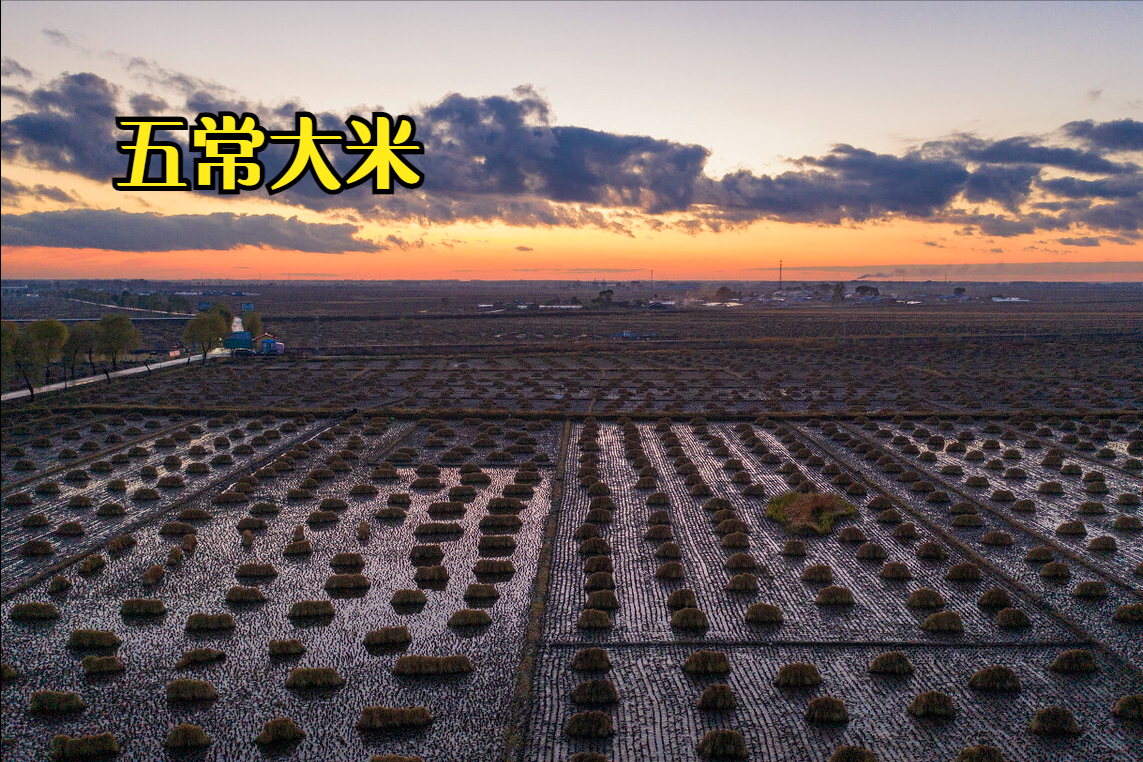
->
[816, 586, 855, 606]
[801, 564, 833, 583]
[288, 600, 335, 619]
[226, 585, 266, 603]
[908, 691, 955, 718]
[391, 589, 427, 608]
[955, 746, 1005, 762]
[684, 650, 730, 674]
[656, 561, 684, 580]
[325, 573, 371, 592]
[572, 648, 611, 671]
[997, 608, 1031, 628]
[165, 724, 210, 749]
[696, 729, 748, 759]
[254, 717, 304, 746]
[922, 611, 964, 633]
[564, 710, 613, 738]
[977, 588, 1012, 609]
[946, 563, 981, 582]
[235, 562, 277, 579]
[120, 598, 166, 617]
[577, 608, 613, 629]
[1028, 706, 1081, 736]
[571, 679, 619, 705]
[805, 696, 849, 723]
[671, 607, 710, 632]
[269, 639, 305, 657]
[766, 491, 856, 535]
[357, 706, 433, 731]
[697, 683, 736, 711]
[50, 733, 119, 760]
[10, 602, 59, 621]
[745, 603, 783, 624]
[726, 573, 758, 593]
[285, 667, 344, 689]
[166, 678, 218, 702]
[176, 647, 225, 669]
[1112, 602, 1143, 622]
[1112, 695, 1142, 720]
[31, 690, 86, 714]
[186, 612, 235, 631]
[364, 626, 411, 651]
[869, 651, 913, 675]
[1049, 649, 1097, 673]
[392, 654, 473, 675]
[68, 629, 120, 650]
[448, 608, 492, 628]
[774, 662, 822, 687]
[969, 665, 1021, 691]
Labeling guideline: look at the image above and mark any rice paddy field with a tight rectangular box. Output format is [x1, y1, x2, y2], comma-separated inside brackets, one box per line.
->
[2, 311, 1140, 762]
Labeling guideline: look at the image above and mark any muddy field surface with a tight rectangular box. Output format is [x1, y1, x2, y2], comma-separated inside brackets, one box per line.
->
[1, 420, 556, 762]
[525, 643, 1143, 762]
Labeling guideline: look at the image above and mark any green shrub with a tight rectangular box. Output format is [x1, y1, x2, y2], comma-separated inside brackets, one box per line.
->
[816, 586, 855, 606]
[766, 491, 856, 535]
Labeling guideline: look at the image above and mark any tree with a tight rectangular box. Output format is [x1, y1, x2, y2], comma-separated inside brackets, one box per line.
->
[184, 311, 229, 360]
[241, 311, 263, 337]
[62, 321, 98, 379]
[831, 282, 846, 305]
[209, 303, 234, 331]
[714, 286, 736, 302]
[96, 314, 141, 371]
[1, 321, 19, 390]
[11, 327, 42, 398]
[24, 318, 67, 385]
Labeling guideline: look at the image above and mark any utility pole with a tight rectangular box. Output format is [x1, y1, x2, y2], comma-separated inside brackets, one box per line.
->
[779, 260, 783, 291]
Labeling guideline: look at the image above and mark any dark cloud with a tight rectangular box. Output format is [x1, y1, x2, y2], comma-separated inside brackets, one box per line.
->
[1, 72, 122, 181]
[697, 145, 969, 224]
[128, 93, 169, 116]
[1, 58, 32, 79]
[515, 245, 533, 251]
[963, 164, 1039, 211]
[1058, 236, 1101, 247]
[1, 177, 78, 205]
[1, 209, 381, 252]
[935, 134, 1135, 174]
[1063, 119, 1143, 151]
[1, 69, 1140, 242]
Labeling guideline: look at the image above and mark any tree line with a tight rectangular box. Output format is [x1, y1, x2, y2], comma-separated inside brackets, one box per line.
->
[182, 304, 262, 359]
[1, 314, 142, 397]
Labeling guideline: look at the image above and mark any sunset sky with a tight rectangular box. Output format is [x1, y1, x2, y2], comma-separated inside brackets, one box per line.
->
[2, 0, 1141, 281]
